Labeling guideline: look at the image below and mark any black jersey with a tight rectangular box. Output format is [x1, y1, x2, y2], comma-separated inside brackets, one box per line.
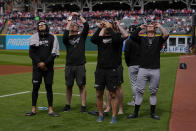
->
[132, 27, 168, 69]
[91, 28, 124, 69]
[63, 22, 89, 66]
[29, 33, 56, 69]
[124, 37, 140, 66]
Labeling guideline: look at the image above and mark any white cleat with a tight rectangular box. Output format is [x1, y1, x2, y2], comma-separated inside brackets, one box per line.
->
[127, 101, 135, 106]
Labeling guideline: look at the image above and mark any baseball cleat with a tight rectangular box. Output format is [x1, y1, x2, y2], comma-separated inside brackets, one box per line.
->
[151, 114, 160, 120]
[127, 113, 138, 119]
[127, 100, 135, 106]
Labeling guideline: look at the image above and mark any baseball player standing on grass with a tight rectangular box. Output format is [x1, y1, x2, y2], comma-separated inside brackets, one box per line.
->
[91, 20, 128, 123]
[124, 26, 141, 106]
[62, 12, 89, 113]
[127, 22, 169, 120]
[104, 21, 125, 115]
[26, 20, 60, 117]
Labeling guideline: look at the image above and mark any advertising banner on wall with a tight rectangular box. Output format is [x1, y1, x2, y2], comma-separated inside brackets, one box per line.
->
[6, 35, 31, 50]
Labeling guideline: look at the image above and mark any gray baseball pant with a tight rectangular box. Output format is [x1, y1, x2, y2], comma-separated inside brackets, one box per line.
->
[128, 65, 139, 101]
[135, 68, 160, 105]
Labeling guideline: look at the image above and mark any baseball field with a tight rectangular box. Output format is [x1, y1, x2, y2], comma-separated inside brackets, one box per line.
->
[0, 50, 179, 131]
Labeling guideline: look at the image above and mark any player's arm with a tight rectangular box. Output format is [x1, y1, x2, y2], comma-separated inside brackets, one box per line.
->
[105, 22, 122, 44]
[44, 54, 56, 66]
[29, 46, 47, 70]
[65, 18, 72, 31]
[155, 23, 169, 40]
[91, 22, 103, 45]
[99, 28, 106, 36]
[44, 35, 58, 66]
[72, 12, 89, 38]
[29, 45, 41, 64]
[71, 12, 87, 28]
[124, 39, 131, 66]
[115, 20, 128, 39]
[63, 20, 71, 45]
[71, 12, 86, 23]
[99, 21, 108, 36]
[131, 24, 145, 42]
[63, 30, 70, 46]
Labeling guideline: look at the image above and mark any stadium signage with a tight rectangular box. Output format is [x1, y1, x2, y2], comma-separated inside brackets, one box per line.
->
[6, 35, 31, 50]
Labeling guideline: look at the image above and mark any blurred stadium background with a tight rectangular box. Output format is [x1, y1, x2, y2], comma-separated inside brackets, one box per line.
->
[0, 0, 196, 53]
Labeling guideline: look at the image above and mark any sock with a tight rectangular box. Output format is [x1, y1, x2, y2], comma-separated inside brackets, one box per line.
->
[150, 105, 156, 115]
[134, 104, 140, 115]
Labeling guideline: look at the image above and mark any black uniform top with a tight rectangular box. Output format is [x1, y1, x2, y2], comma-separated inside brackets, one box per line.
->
[29, 33, 56, 70]
[63, 22, 89, 66]
[91, 28, 124, 69]
[132, 27, 168, 69]
[124, 36, 140, 66]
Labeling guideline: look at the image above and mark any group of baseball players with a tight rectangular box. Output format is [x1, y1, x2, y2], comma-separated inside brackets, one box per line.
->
[25, 12, 169, 124]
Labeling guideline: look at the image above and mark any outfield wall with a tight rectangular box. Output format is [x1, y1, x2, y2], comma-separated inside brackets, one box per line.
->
[1, 34, 98, 51]
[0, 34, 192, 53]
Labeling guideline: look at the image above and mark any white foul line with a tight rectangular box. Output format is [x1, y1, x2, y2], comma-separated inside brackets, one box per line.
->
[39, 92, 80, 96]
[0, 91, 80, 98]
[0, 91, 31, 98]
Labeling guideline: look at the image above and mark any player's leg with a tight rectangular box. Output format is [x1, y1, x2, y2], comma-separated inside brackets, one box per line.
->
[76, 65, 87, 112]
[128, 65, 139, 106]
[106, 67, 122, 123]
[149, 69, 160, 120]
[117, 65, 124, 114]
[104, 86, 123, 115]
[104, 89, 111, 113]
[109, 89, 118, 123]
[64, 66, 74, 111]
[127, 68, 148, 118]
[43, 70, 58, 117]
[94, 68, 105, 122]
[26, 68, 42, 116]
[96, 89, 104, 122]
[79, 85, 86, 112]
[117, 85, 123, 115]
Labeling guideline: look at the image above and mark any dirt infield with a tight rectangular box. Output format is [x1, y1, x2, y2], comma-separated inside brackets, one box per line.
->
[169, 55, 196, 131]
[0, 65, 32, 75]
[0, 65, 63, 76]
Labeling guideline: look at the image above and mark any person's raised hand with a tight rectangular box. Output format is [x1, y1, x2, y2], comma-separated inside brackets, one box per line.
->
[140, 24, 147, 29]
[71, 12, 79, 16]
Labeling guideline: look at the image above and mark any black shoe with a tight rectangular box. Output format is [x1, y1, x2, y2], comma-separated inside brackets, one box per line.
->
[48, 112, 59, 117]
[81, 106, 87, 113]
[103, 112, 109, 117]
[151, 114, 160, 120]
[88, 110, 99, 116]
[63, 105, 71, 112]
[127, 113, 138, 119]
[25, 111, 36, 116]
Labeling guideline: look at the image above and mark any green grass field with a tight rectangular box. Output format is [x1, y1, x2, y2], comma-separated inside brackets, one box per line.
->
[0, 50, 179, 131]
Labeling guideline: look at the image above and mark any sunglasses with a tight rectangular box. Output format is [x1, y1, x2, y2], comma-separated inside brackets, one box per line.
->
[38, 22, 46, 26]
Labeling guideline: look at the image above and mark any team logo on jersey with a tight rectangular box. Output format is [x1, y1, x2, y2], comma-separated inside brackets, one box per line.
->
[103, 38, 112, 44]
[146, 37, 155, 47]
[69, 37, 80, 47]
[39, 40, 49, 46]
